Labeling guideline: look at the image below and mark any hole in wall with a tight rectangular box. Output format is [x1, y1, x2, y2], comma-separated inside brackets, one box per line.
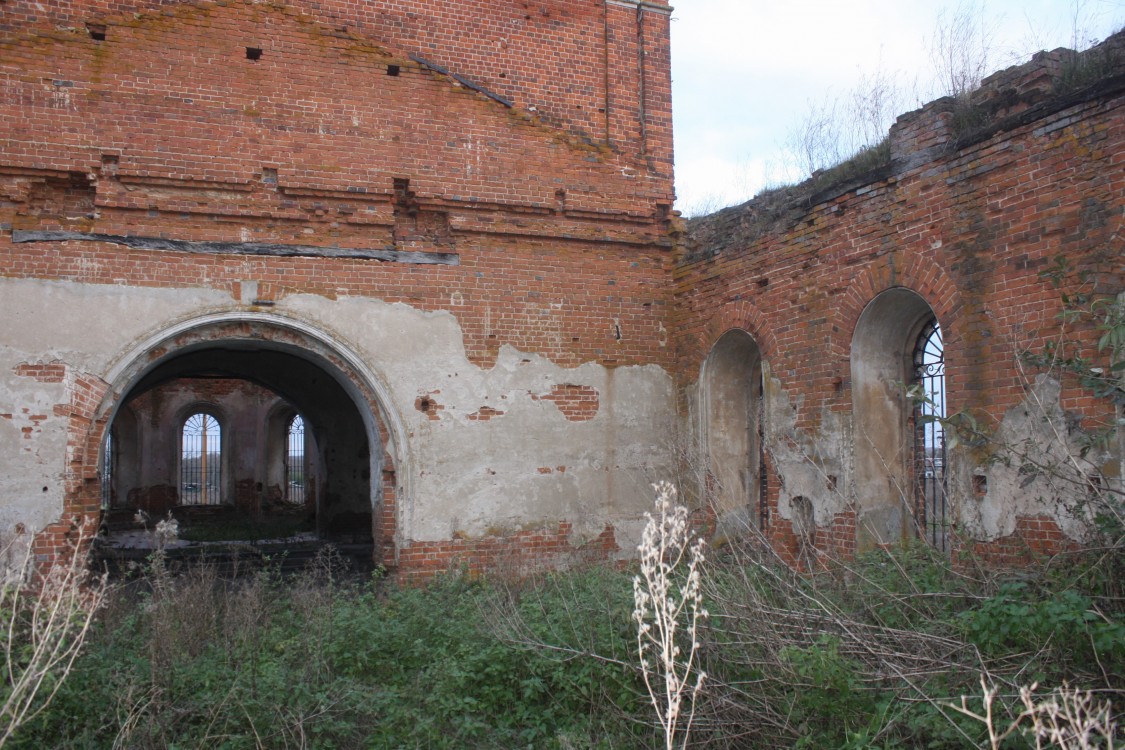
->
[86, 23, 107, 41]
[1086, 473, 1103, 500]
[246, 47, 263, 61]
[386, 64, 400, 76]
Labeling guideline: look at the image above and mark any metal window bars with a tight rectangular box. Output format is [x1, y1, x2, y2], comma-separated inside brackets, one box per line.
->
[181, 413, 221, 505]
[286, 414, 306, 505]
[912, 319, 948, 552]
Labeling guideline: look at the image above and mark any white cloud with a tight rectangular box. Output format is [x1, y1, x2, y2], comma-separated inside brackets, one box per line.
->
[671, 0, 1125, 215]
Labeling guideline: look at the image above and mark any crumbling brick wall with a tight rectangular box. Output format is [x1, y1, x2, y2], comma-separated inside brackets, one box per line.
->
[0, 0, 677, 575]
[678, 33, 1125, 565]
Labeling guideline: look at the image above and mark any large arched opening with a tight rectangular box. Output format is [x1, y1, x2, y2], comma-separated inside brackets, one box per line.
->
[851, 288, 946, 550]
[701, 329, 769, 535]
[92, 313, 405, 567]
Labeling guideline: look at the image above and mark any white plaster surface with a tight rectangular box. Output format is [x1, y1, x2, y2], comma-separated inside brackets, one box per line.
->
[1, 278, 230, 534]
[0, 278, 677, 552]
[963, 375, 1110, 542]
[282, 293, 677, 545]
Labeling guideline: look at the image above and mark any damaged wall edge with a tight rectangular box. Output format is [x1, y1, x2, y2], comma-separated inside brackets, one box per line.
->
[11, 231, 460, 265]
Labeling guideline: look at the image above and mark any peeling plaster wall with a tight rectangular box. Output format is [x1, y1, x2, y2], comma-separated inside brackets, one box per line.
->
[1, 278, 231, 533]
[0, 277, 676, 559]
[678, 34, 1125, 562]
[963, 375, 1115, 543]
[282, 293, 676, 551]
[0, 0, 677, 573]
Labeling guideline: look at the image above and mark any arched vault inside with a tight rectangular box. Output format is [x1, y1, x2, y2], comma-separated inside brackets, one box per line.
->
[97, 318, 397, 562]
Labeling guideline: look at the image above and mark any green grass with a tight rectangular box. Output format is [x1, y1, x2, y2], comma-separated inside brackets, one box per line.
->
[10, 541, 1122, 749]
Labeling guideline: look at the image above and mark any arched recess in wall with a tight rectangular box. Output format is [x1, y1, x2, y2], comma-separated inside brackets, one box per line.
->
[701, 329, 769, 534]
[90, 312, 408, 562]
[851, 287, 945, 550]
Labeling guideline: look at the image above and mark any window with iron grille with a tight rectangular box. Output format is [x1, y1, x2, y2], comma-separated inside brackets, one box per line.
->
[181, 412, 221, 505]
[912, 318, 948, 552]
[286, 414, 306, 504]
[101, 431, 113, 509]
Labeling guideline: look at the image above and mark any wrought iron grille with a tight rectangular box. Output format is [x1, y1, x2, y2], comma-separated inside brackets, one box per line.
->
[913, 318, 948, 552]
[181, 413, 221, 505]
[101, 432, 113, 508]
[286, 414, 306, 505]
[757, 375, 769, 531]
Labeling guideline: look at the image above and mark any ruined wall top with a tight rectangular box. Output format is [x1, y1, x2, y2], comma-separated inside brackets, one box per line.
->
[686, 29, 1125, 258]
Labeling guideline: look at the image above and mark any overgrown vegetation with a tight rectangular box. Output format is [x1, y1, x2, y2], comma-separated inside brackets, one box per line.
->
[10, 552, 649, 749]
[5, 521, 1119, 749]
[0, 520, 107, 747]
[7, 276, 1123, 746]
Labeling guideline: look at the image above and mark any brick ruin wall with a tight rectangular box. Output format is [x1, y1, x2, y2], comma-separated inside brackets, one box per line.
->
[1, 1, 1122, 576]
[0, 0, 678, 576]
[677, 33, 1125, 567]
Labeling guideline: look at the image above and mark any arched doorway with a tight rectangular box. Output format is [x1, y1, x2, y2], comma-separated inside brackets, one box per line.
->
[851, 288, 946, 549]
[701, 329, 769, 533]
[92, 313, 405, 565]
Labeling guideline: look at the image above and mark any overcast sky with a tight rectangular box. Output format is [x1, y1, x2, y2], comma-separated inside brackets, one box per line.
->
[670, 0, 1125, 215]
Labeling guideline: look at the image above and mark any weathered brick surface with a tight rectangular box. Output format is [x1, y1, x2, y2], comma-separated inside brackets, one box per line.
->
[13, 362, 67, 383]
[5, 3, 1121, 574]
[677, 34, 1125, 562]
[537, 383, 599, 421]
[1, 0, 674, 572]
[0, 0, 674, 175]
[396, 521, 618, 584]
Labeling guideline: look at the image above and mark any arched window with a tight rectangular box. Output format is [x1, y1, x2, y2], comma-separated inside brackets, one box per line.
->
[703, 330, 768, 532]
[912, 318, 948, 551]
[286, 414, 306, 504]
[181, 412, 221, 505]
[852, 288, 945, 549]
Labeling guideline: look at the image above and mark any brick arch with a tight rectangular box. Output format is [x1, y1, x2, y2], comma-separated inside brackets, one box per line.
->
[695, 298, 781, 374]
[695, 299, 778, 538]
[66, 311, 410, 566]
[830, 249, 962, 363]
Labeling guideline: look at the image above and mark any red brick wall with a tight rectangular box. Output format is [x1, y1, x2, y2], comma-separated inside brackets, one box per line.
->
[1, 0, 675, 573]
[0, 0, 672, 189]
[677, 35, 1125, 563]
[0, 2, 676, 368]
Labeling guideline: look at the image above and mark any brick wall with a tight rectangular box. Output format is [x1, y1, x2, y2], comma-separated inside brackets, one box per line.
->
[0, 1, 676, 367]
[678, 33, 1125, 564]
[0, 0, 675, 573]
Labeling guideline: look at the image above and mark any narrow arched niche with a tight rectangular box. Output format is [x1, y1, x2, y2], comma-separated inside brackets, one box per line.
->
[851, 288, 939, 549]
[701, 329, 768, 533]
